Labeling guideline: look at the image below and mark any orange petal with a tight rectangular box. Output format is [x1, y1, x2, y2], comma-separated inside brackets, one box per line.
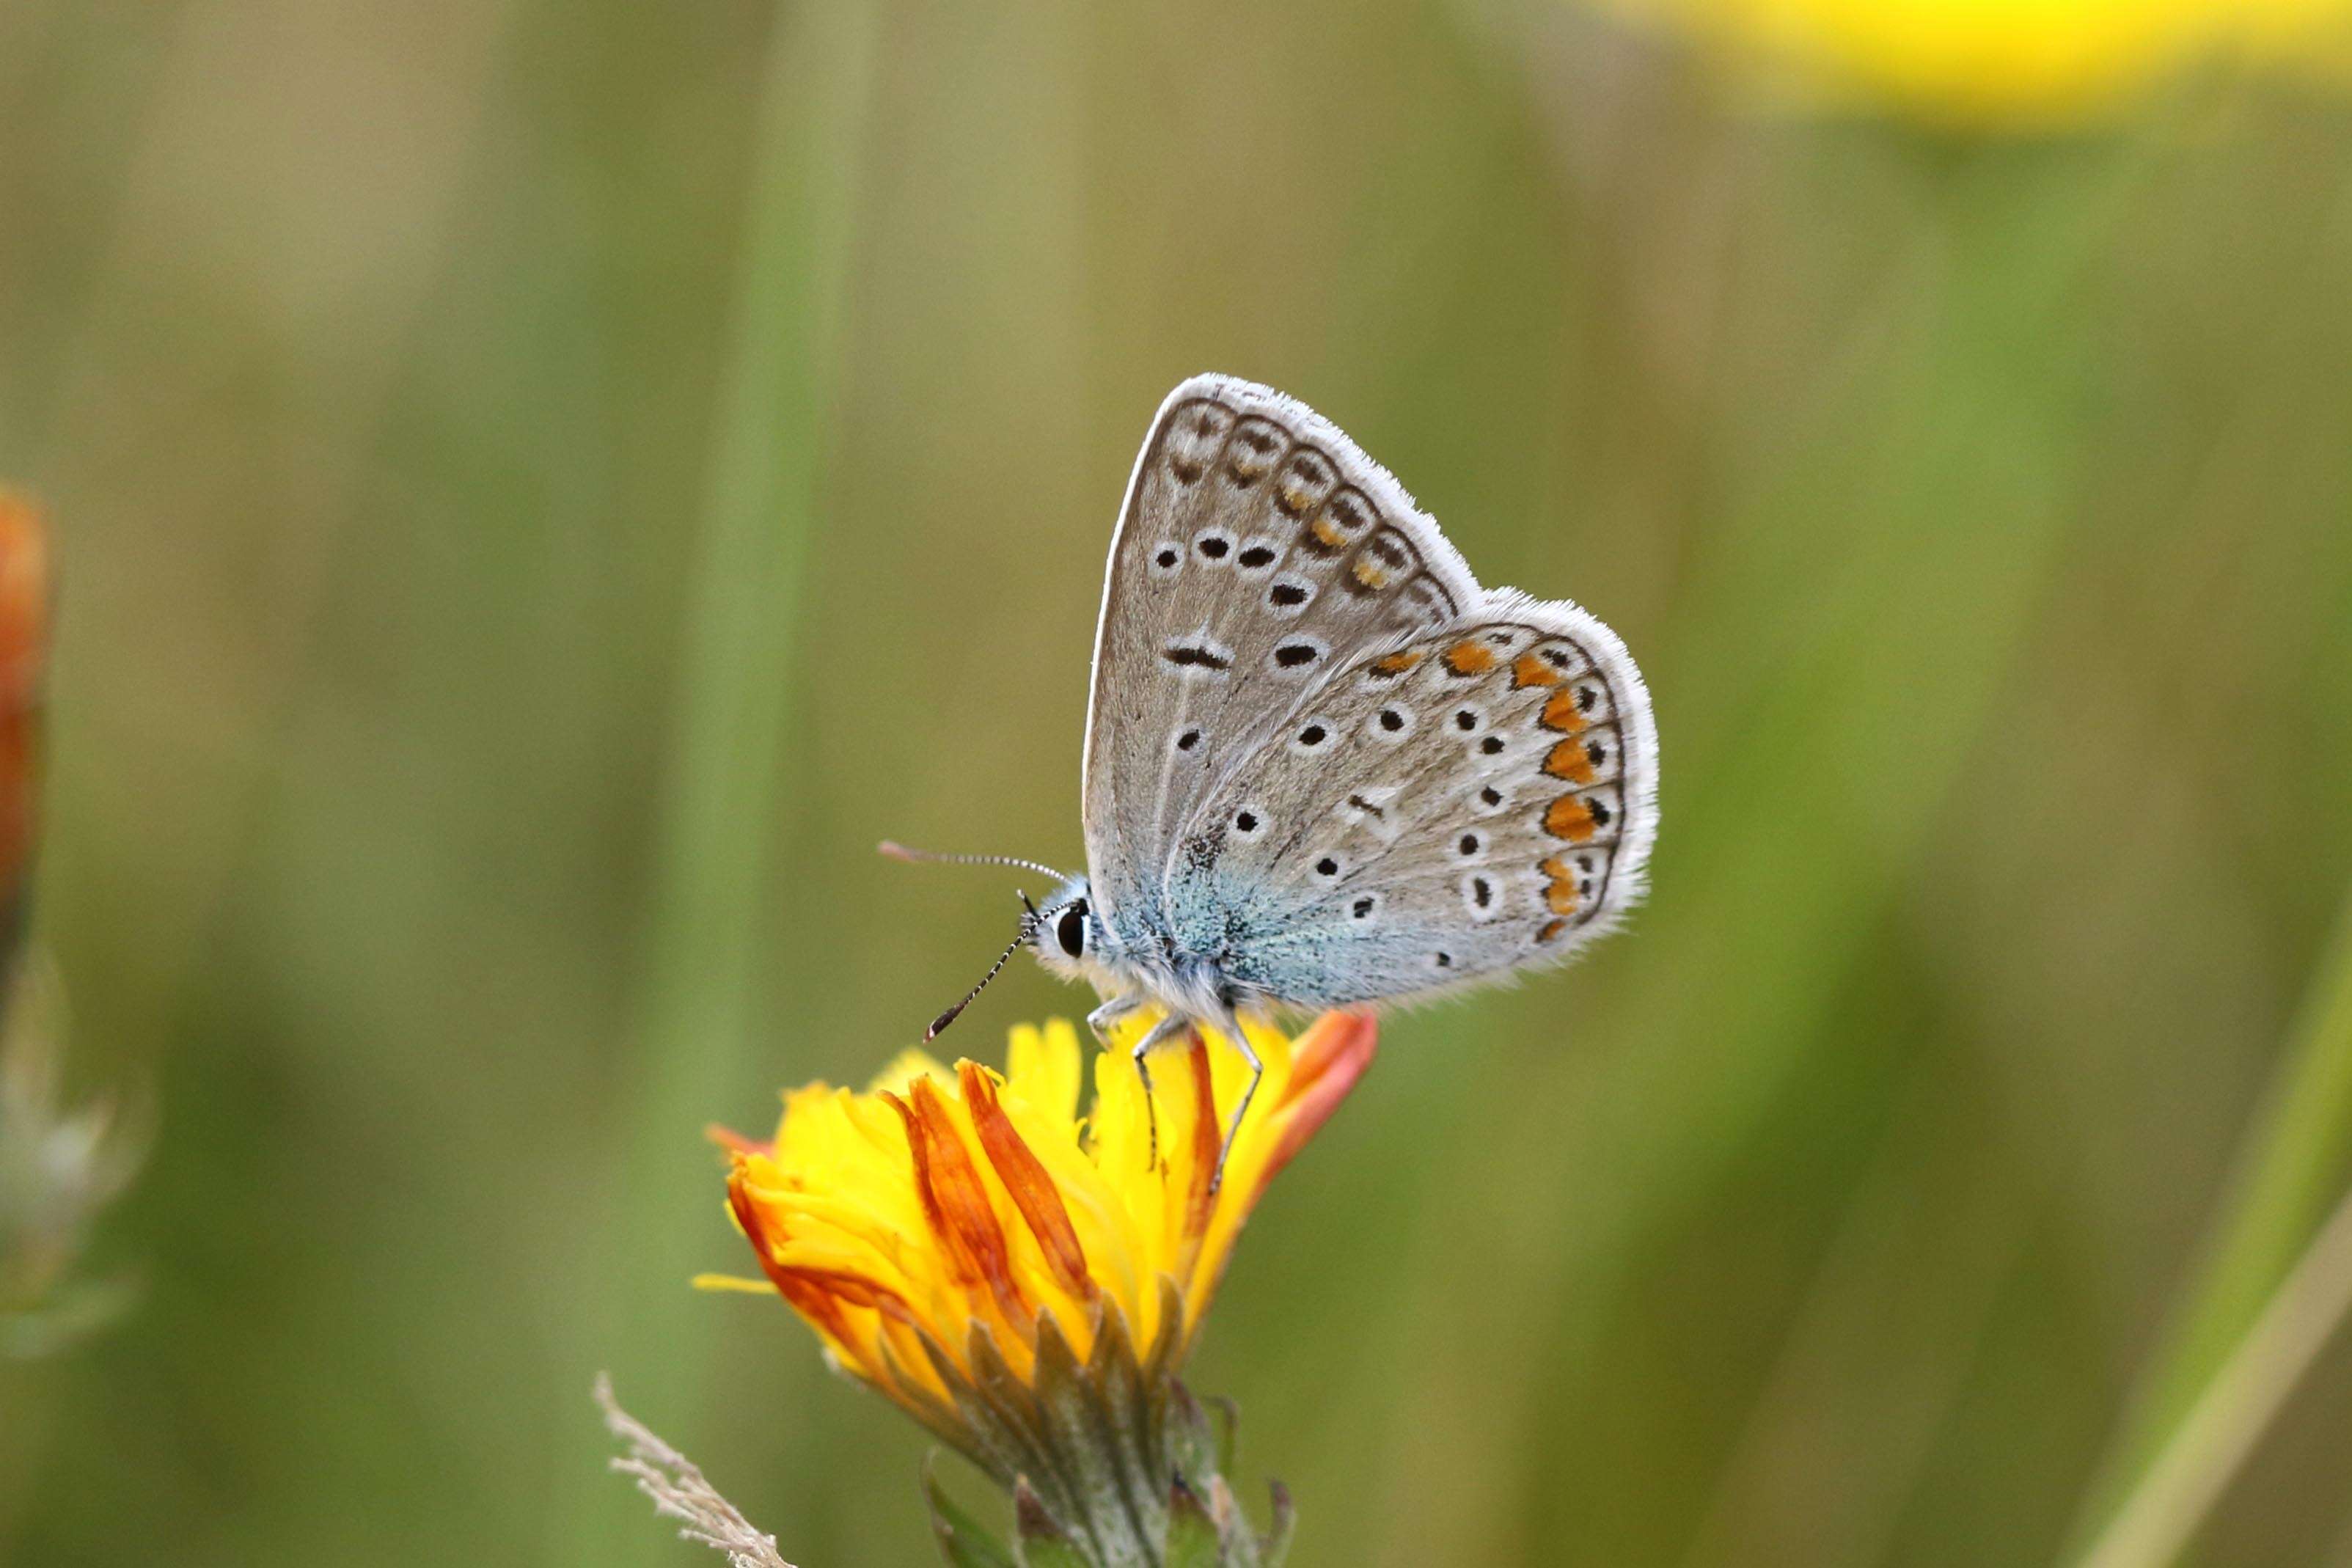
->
[774, 1272, 857, 1349]
[706, 1121, 772, 1158]
[961, 1061, 1095, 1301]
[778, 1264, 913, 1319]
[1258, 1011, 1378, 1196]
[728, 1165, 821, 1311]
[1182, 1036, 1221, 1245]
[891, 1080, 1027, 1323]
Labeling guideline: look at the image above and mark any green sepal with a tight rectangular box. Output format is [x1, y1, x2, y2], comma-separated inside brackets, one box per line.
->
[923, 1451, 1018, 1568]
[1014, 1478, 1096, 1568]
[1083, 1296, 1173, 1549]
[1259, 1481, 1296, 1568]
[1163, 1384, 1221, 1492]
[962, 1322, 1083, 1523]
[1031, 1307, 1163, 1564]
[1163, 1479, 1221, 1568]
[1206, 1478, 1261, 1568]
[1200, 1396, 1239, 1479]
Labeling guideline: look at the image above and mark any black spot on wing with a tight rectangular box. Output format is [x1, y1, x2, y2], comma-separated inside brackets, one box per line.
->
[1162, 640, 1231, 671]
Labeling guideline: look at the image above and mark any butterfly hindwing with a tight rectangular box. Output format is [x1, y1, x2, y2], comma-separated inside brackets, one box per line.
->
[1081, 375, 1480, 939]
[1162, 597, 1657, 1007]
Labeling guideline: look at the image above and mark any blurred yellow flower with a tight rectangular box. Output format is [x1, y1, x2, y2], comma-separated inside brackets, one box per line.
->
[1592, 0, 2352, 126]
[703, 1009, 1375, 1434]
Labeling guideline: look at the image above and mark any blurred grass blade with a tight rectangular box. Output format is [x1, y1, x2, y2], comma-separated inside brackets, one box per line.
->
[2067, 895, 2352, 1561]
[2075, 1179, 2352, 1568]
[555, 1, 879, 1561]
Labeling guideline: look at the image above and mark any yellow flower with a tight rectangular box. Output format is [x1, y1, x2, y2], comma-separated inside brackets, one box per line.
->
[1589, 0, 2352, 127]
[703, 1009, 1376, 1438]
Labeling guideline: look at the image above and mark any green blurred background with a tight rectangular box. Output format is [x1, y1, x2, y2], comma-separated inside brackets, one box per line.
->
[4, 1, 2352, 1564]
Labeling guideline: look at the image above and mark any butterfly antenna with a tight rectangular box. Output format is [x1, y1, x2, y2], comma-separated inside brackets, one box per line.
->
[879, 840, 1067, 882]
[923, 903, 1035, 1041]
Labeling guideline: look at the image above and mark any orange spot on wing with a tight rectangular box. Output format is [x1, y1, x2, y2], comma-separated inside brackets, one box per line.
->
[1536, 918, 1569, 944]
[1511, 652, 1561, 689]
[1443, 640, 1495, 676]
[1370, 650, 1423, 678]
[1312, 516, 1348, 549]
[1351, 557, 1391, 590]
[1542, 739, 1596, 785]
[1545, 879, 1580, 916]
[1544, 795, 1598, 842]
[1541, 688, 1589, 733]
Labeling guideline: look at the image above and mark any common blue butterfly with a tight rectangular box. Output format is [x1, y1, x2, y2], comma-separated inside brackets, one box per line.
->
[892, 375, 1657, 1163]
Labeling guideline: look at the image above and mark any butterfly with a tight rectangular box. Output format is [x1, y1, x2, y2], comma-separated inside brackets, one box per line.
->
[889, 374, 1657, 1166]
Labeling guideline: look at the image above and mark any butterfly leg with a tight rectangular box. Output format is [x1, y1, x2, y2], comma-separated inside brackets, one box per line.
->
[1085, 992, 1146, 1044]
[1207, 1011, 1262, 1197]
[1124, 1009, 1193, 1169]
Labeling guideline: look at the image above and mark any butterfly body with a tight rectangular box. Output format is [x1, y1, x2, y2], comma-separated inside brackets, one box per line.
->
[1014, 374, 1659, 1055]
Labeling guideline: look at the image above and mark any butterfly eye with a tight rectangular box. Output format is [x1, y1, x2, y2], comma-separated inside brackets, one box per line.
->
[1055, 903, 1088, 959]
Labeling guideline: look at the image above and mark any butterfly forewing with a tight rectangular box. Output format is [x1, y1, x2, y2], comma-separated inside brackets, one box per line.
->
[1082, 376, 1479, 937]
[1080, 374, 1656, 1011]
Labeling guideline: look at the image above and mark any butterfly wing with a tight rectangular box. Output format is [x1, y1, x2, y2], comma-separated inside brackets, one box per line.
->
[1165, 596, 1658, 1008]
[1080, 375, 1481, 945]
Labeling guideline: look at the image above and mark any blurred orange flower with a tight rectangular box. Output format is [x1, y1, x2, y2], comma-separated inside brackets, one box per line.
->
[0, 492, 46, 939]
